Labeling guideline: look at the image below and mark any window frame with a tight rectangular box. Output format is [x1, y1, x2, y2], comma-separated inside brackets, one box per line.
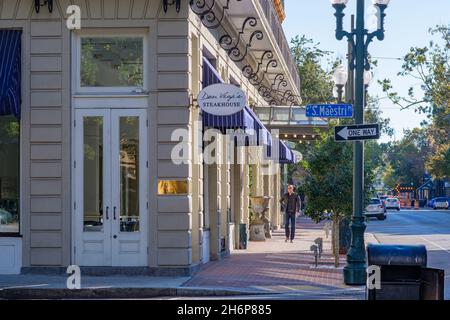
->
[74, 29, 148, 94]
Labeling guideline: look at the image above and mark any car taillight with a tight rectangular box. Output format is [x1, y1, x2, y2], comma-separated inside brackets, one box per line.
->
[378, 205, 383, 208]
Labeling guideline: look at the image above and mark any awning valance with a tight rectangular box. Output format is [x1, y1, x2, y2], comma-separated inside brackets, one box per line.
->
[0, 30, 21, 119]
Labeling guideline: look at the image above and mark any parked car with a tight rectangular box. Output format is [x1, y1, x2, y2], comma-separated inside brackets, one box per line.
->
[427, 197, 449, 209]
[431, 197, 450, 210]
[385, 198, 401, 211]
[365, 198, 386, 220]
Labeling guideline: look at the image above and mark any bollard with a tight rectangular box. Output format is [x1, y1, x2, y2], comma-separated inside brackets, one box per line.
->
[314, 238, 323, 258]
[310, 244, 319, 267]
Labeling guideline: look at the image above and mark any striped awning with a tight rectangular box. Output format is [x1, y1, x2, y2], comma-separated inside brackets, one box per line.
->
[278, 140, 296, 164]
[0, 30, 21, 119]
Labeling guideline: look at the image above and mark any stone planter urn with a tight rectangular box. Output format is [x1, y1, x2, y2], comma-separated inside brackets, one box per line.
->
[249, 196, 272, 241]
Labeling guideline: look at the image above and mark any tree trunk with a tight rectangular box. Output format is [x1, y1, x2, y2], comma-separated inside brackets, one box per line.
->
[333, 216, 340, 268]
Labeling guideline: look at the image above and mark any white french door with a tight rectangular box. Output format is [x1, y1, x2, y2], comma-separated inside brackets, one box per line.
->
[74, 109, 148, 267]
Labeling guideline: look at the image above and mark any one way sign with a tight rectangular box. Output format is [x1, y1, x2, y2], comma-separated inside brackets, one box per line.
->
[334, 124, 381, 142]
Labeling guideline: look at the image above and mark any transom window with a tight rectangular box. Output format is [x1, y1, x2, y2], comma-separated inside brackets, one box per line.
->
[75, 30, 147, 94]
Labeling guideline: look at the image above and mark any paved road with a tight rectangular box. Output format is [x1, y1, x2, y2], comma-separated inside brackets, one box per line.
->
[365, 209, 450, 300]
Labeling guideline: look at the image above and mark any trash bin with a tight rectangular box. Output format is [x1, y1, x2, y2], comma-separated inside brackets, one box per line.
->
[367, 244, 444, 300]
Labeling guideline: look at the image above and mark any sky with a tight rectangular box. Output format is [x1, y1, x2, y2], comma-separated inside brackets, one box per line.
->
[282, 0, 450, 143]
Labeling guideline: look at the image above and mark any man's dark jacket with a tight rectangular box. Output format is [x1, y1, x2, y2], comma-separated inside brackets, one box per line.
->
[280, 192, 301, 215]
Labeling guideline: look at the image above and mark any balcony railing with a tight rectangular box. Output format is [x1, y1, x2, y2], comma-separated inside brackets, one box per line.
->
[259, 0, 300, 94]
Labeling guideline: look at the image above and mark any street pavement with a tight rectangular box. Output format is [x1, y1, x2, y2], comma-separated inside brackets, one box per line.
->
[180, 217, 365, 300]
[4, 211, 447, 300]
[0, 217, 364, 300]
[365, 208, 450, 300]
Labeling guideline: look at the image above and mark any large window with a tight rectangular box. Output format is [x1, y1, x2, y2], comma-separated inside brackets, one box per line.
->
[76, 31, 147, 93]
[0, 116, 20, 235]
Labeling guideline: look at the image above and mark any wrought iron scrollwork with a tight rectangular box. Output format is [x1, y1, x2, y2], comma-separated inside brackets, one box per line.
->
[188, 0, 300, 106]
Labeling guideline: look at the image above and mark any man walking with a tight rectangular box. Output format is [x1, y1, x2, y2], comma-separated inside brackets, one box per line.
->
[280, 185, 301, 243]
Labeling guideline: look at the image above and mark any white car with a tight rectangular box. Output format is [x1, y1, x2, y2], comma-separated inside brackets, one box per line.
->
[365, 198, 386, 220]
[385, 198, 401, 211]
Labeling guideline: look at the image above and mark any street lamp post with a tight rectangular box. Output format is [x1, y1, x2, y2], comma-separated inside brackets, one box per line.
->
[330, 0, 390, 285]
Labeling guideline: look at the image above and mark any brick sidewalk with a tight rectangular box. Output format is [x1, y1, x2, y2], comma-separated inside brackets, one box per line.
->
[184, 217, 365, 298]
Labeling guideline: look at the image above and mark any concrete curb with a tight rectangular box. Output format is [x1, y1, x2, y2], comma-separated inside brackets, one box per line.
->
[0, 287, 271, 300]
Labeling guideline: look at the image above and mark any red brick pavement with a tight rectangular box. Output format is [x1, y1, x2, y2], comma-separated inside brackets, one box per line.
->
[185, 217, 354, 295]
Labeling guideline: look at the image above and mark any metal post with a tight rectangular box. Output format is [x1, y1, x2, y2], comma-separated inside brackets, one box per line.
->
[336, 84, 344, 103]
[343, 0, 367, 285]
[346, 15, 355, 106]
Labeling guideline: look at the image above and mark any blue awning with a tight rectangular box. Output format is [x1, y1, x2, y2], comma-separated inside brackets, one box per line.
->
[203, 57, 222, 88]
[278, 140, 296, 164]
[0, 30, 21, 119]
[202, 56, 272, 152]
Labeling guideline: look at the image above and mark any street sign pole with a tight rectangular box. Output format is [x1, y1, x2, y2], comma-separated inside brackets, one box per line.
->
[344, 0, 367, 285]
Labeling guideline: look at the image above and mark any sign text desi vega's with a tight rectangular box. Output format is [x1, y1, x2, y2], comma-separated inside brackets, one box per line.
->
[198, 84, 247, 116]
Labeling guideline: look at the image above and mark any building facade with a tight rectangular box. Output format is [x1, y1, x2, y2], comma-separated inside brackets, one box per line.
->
[0, 0, 302, 275]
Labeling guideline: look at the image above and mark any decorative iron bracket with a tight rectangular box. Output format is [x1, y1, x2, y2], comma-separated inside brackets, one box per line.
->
[163, 0, 181, 13]
[35, 0, 53, 13]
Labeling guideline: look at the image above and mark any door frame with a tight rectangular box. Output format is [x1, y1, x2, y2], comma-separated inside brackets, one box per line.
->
[72, 107, 149, 267]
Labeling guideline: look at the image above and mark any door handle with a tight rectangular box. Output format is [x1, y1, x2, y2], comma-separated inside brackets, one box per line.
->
[113, 207, 117, 220]
[105, 206, 109, 220]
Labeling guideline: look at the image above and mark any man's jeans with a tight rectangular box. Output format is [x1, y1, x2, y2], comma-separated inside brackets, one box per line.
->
[285, 212, 296, 241]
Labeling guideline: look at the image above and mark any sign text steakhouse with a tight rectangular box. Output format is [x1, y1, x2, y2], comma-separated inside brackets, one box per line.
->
[202, 102, 242, 107]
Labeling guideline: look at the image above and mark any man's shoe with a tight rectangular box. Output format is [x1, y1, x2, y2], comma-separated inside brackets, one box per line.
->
[290, 240, 293, 243]
[285, 239, 288, 243]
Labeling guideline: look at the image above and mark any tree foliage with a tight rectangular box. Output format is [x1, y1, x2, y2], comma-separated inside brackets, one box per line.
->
[291, 36, 336, 105]
[384, 128, 430, 188]
[380, 25, 450, 179]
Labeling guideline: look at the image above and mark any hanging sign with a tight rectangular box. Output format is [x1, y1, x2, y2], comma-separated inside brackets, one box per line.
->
[198, 84, 246, 116]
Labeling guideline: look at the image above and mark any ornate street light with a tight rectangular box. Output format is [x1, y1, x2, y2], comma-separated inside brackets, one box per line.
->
[333, 65, 348, 103]
[331, 0, 390, 285]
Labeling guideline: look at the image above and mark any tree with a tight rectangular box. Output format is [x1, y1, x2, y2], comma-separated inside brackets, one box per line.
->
[379, 25, 450, 179]
[384, 128, 430, 188]
[291, 36, 336, 105]
[302, 124, 353, 267]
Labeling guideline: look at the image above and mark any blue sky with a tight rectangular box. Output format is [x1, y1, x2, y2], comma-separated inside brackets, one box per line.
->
[282, 0, 450, 143]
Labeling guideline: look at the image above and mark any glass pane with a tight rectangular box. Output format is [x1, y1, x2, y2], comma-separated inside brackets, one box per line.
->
[254, 107, 271, 123]
[271, 108, 290, 124]
[0, 116, 20, 234]
[120, 117, 140, 233]
[83, 117, 104, 232]
[81, 37, 143, 87]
